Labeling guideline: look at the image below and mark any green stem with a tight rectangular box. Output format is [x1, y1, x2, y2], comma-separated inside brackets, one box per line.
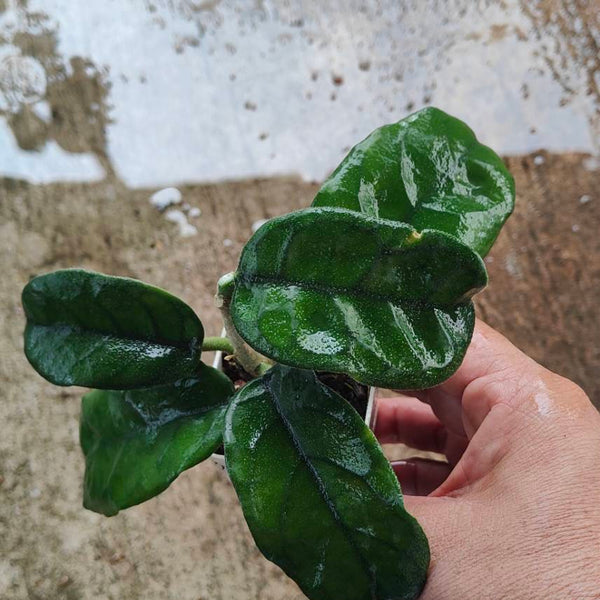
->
[201, 336, 235, 354]
[256, 362, 272, 376]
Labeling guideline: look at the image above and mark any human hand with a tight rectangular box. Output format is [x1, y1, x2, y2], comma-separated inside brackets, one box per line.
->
[375, 320, 600, 599]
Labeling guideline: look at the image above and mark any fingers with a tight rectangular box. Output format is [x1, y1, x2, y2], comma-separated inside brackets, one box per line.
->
[410, 387, 466, 438]
[374, 395, 446, 453]
[419, 319, 545, 438]
[392, 458, 452, 496]
[381, 320, 592, 500]
[375, 395, 469, 464]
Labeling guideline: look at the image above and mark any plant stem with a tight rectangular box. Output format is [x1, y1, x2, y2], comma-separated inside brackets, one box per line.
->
[256, 362, 272, 376]
[201, 336, 235, 354]
[215, 272, 270, 377]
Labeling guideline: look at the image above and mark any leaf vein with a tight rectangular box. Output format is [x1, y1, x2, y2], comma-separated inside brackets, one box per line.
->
[264, 377, 378, 599]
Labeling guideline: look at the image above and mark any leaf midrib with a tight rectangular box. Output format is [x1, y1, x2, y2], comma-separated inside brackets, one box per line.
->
[263, 376, 378, 599]
[85, 400, 225, 450]
[237, 273, 461, 310]
[28, 321, 198, 352]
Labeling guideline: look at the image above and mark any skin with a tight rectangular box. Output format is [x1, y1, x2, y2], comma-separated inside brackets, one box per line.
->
[375, 320, 600, 599]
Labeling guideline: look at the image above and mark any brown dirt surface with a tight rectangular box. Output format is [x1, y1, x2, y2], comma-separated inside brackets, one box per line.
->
[1, 154, 599, 598]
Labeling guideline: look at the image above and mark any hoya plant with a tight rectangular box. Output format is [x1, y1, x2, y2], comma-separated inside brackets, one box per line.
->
[22, 107, 514, 600]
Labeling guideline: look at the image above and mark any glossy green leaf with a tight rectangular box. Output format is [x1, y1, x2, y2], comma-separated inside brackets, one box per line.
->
[312, 107, 515, 256]
[224, 365, 429, 600]
[22, 269, 204, 389]
[80, 362, 234, 516]
[231, 207, 486, 389]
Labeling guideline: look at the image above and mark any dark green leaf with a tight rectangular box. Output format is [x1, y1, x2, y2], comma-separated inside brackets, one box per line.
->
[22, 269, 204, 388]
[312, 107, 515, 256]
[81, 362, 233, 516]
[231, 207, 486, 389]
[224, 365, 429, 600]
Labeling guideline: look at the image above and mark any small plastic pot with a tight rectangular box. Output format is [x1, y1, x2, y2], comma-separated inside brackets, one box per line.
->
[210, 350, 376, 471]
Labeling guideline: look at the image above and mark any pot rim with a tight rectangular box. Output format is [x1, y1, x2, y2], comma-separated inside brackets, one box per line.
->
[210, 334, 376, 468]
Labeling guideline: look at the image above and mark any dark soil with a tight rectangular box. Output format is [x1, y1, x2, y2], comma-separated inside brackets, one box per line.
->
[222, 354, 255, 389]
[222, 356, 369, 417]
[214, 357, 370, 456]
[315, 372, 369, 419]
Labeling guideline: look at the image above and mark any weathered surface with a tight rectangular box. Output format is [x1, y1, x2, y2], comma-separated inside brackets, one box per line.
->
[0, 177, 316, 600]
[0, 155, 599, 599]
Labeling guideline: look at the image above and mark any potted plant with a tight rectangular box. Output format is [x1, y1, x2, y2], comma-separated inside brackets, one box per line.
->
[209, 339, 377, 470]
[21, 107, 514, 600]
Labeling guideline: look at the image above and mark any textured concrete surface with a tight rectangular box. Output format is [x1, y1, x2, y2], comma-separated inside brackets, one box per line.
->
[1, 0, 600, 599]
[0, 177, 317, 600]
[1, 155, 599, 599]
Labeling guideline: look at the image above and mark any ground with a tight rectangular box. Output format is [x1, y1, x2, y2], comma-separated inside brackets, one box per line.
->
[1, 152, 599, 599]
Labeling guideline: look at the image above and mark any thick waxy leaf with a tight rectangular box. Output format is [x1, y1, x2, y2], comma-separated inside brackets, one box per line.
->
[80, 363, 234, 516]
[231, 207, 487, 389]
[312, 107, 515, 256]
[224, 365, 429, 600]
[23, 269, 204, 388]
